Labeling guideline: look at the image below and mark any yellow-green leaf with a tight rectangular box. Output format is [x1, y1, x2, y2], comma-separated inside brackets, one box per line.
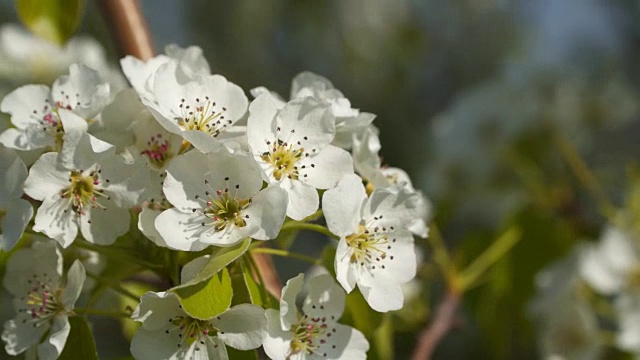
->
[172, 268, 233, 320]
[173, 238, 251, 290]
[16, 0, 85, 45]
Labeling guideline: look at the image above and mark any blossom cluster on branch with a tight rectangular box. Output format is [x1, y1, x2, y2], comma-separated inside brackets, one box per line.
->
[0, 43, 429, 359]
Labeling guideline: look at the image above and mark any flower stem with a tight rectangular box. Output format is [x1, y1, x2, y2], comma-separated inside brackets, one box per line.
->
[426, 223, 454, 279]
[553, 131, 617, 219]
[85, 271, 140, 302]
[74, 308, 132, 319]
[72, 241, 162, 270]
[280, 222, 339, 240]
[251, 247, 320, 265]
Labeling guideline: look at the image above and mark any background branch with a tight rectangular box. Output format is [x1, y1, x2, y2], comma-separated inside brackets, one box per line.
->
[411, 290, 461, 360]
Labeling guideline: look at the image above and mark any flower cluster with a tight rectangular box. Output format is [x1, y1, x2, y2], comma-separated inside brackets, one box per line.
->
[0, 44, 429, 359]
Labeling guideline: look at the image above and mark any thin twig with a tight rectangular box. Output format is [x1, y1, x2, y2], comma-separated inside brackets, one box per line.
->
[411, 290, 461, 360]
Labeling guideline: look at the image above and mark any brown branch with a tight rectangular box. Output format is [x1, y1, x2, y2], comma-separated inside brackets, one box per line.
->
[97, 0, 155, 60]
[411, 290, 462, 360]
[252, 252, 283, 299]
[97, 0, 284, 298]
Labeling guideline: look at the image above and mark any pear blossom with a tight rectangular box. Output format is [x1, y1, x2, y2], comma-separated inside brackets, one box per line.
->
[121, 44, 211, 103]
[155, 148, 288, 250]
[322, 174, 420, 312]
[130, 291, 266, 360]
[0, 64, 111, 152]
[138, 59, 248, 152]
[252, 71, 375, 149]
[0, 145, 33, 251]
[2, 241, 86, 360]
[263, 273, 369, 360]
[23, 132, 147, 247]
[247, 94, 354, 220]
[352, 125, 430, 238]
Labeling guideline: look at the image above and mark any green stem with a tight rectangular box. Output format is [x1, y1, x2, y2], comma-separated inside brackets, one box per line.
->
[251, 247, 319, 265]
[73, 241, 162, 270]
[553, 132, 617, 219]
[280, 222, 338, 240]
[74, 308, 132, 319]
[426, 223, 453, 278]
[85, 272, 140, 302]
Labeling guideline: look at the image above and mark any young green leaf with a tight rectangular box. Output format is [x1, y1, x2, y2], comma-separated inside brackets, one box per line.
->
[16, 0, 85, 45]
[58, 316, 98, 360]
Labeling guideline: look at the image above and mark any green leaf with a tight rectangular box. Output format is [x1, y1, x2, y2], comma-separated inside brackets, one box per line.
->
[16, 0, 85, 45]
[231, 260, 264, 307]
[173, 238, 251, 290]
[226, 347, 259, 360]
[172, 268, 233, 320]
[58, 316, 98, 360]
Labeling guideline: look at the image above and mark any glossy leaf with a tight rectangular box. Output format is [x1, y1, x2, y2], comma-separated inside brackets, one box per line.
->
[172, 267, 233, 320]
[173, 238, 251, 290]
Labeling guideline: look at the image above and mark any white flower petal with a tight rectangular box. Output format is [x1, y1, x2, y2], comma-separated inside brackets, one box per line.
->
[155, 208, 209, 251]
[335, 239, 357, 293]
[36, 315, 70, 360]
[322, 174, 366, 237]
[1, 319, 47, 356]
[3, 240, 62, 298]
[280, 274, 305, 330]
[130, 326, 189, 360]
[263, 309, 293, 360]
[60, 260, 85, 309]
[213, 304, 267, 350]
[302, 274, 346, 321]
[281, 178, 319, 221]
[0, 145, 28, 202]
[241, 186, 288, 240]
[299, 145, 353, 190]
[32, 196, 78, 248]
[0, 84, 51, 130]
[23, 152, 69, 201]
[79, 200, 130, 245]
[138, 207, 168, 247]
[131, 292, 184, 331]
[164, 150, 210, 211]
[247, 93, 280, 155]
[364, 187, 421, 230]
[276, 98, 334, 150]
[321, 324, 369, 360]
[359, 278, 405, 312]
[0, 198, 33, 251]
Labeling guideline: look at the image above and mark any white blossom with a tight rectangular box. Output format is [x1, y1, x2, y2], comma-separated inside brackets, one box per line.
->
[0, 64, 111, 152]
[121, 44, 211, 103]
[0, 145, 33, 251]
[352, 125, 430, 238]
[155, 148, 288, 250]
[322, 174, 420, 312]
[23, 132, 147, 247]
[1, 241, 85, 360]
[247, 94, 353, 220]
[139, 59, 247, 152]
[252, 71, 375, 149]
[130, 291, 266, 360]
[263, 273, 369, 360]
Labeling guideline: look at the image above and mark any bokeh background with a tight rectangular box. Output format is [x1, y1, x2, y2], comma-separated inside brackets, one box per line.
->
[2, 0, 640, 359]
